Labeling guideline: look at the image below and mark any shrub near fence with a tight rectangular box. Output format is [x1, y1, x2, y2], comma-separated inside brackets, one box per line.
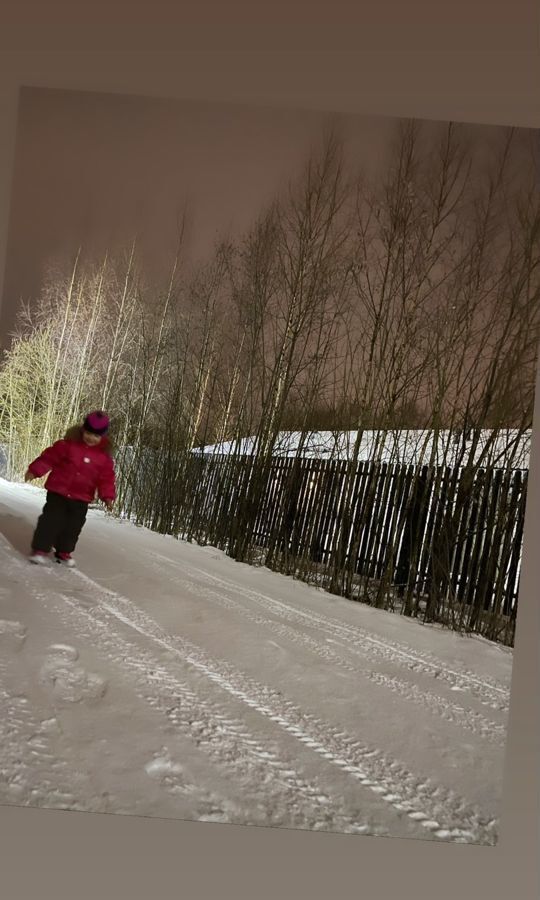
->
[119, 449, 526, 647]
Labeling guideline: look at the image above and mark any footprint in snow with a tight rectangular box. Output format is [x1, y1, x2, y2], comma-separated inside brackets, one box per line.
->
[39, 643, 107, 704]
[0, 618, 28, 651]
[48, 643, 79, 662]
[144, 751, 231, 821]
[145, 754, 185, 780]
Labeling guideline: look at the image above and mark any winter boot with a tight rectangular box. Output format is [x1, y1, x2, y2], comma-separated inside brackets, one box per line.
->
[55, 552, 76, 568]
[29, 551, 50, 565]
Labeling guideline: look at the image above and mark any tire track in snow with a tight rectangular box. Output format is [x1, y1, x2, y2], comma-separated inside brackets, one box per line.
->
[155, 553, 509, 713]
[1, 542, 499, 841]
[147, 560, 505, 746]
[54, 595, 380, 835]
[62, 566, 498, 843]
[0, 547, 262, 824]
[1, 550, 379, 835]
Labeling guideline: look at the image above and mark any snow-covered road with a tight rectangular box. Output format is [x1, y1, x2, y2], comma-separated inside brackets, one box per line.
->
[0, 479, 513, 843]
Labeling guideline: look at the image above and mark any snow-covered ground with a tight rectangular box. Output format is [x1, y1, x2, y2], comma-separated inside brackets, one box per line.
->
[0, 479, 513, 844]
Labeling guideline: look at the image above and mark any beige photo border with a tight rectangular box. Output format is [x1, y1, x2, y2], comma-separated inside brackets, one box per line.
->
[0, 2, 538, 897]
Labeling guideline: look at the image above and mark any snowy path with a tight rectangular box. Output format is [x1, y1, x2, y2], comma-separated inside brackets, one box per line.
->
[0, 480, 513, 843]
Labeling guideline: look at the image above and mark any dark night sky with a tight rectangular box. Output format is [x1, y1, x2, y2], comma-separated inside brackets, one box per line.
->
[0, 88, 388, 342]
[0, 86, 534, 345]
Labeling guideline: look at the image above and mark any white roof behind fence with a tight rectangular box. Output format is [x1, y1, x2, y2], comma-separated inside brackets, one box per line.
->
[195, 429, 531, 469]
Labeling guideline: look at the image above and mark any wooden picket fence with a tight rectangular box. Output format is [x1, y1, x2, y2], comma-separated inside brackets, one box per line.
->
[119, 450, 528, 646]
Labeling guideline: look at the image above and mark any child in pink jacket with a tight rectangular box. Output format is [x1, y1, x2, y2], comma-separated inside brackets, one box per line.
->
[25, 410, 116, 567]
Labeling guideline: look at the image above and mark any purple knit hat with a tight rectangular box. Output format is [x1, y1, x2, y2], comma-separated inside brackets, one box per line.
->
[83, 410, 110, 436]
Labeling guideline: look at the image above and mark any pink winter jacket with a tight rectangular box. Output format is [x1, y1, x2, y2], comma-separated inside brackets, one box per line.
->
[28, 430, 116, 503]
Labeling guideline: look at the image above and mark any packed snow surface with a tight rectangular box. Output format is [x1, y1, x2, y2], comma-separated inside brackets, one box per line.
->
[0, 479, 513, 843]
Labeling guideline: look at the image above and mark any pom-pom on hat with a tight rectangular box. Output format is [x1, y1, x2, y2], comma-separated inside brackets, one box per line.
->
[83, 410, 110, 436]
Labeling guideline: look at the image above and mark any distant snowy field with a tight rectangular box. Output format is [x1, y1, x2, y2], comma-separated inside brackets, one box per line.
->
[0, 478, 513, 843]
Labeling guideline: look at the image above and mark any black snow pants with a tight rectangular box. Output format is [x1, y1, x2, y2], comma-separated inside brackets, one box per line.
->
[31, 491, 89, 554]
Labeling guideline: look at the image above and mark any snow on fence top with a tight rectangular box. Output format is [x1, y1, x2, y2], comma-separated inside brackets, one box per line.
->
[194, 429, 531, 470]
